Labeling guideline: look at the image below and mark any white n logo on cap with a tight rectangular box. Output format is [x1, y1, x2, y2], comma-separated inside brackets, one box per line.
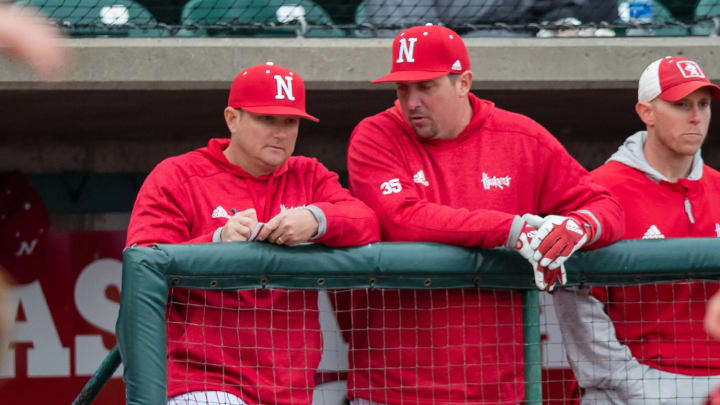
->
[274, 75, 295, 101]
[677, 61, 705, 79]
[396, 38, 418, 64]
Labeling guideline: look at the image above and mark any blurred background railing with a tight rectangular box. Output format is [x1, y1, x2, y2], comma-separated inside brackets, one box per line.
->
[10, 0, 720, 38]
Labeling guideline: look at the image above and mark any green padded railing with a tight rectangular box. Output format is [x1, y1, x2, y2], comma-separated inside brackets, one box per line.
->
[73, 238, 720, 404]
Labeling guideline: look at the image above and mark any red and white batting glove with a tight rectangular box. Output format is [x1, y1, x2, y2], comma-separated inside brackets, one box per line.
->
[525, 214, 588, 290]
[513, 221, 538, 262]
[520, 214, 567, 291]
[510, 219, 555, 291]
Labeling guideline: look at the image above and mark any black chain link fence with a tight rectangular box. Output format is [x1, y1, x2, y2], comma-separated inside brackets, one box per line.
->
[10, 0, 720, 37]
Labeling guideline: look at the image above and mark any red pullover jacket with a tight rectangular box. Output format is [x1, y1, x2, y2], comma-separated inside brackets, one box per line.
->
[344, 94, 624, 405]
[590, 131, 720, 376]
[126, 138, 380, 405]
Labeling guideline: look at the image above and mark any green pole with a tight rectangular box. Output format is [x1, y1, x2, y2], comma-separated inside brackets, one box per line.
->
[523, 289, 542, 404]
[71, 345, 122, 405]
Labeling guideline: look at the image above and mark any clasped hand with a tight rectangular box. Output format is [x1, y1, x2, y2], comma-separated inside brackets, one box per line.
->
[221, 208, 318, 246]
[513, 214, 588, 291]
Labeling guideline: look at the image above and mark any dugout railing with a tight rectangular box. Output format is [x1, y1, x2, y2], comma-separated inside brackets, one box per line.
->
[73, 239, 720, 404]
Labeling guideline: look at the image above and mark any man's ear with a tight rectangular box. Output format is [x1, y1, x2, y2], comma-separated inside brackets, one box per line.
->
[457, 70, 473, 97]
[635, 101, 655, 126]
[224, 107, 240, 132]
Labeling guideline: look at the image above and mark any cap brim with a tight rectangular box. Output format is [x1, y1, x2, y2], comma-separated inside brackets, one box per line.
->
[659, 81, 720, 102]
[242, 105, 319, 122]
[371, 70, 450, 84]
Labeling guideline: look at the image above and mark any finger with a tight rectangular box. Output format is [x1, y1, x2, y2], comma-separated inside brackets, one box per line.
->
[272, 230, 286, 245]
[266, 226, 285, 244]
[529, 225, 550, 250]
[257, 216, 280, 241]
[238, 208, 258, 221]
[544, 267, 560, 286]
[538, 241, 569, 267]
[532, 230, 562, 262]
[521, 214, 545, 228]
[548, 254, 571, 270]
[224, 224, 251, 241]
[233, 215, 256, 228]
[530, 261, 546, 290]
[545, 244, 574, 269]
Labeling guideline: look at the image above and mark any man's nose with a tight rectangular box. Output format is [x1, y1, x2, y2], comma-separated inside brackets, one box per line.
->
[689, 105, 702, 124]
[406, 88, 423, 110]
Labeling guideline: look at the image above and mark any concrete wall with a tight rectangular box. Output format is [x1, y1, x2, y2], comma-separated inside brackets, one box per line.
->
[2, 37, 719, 230]
[2, 37, 720, 90]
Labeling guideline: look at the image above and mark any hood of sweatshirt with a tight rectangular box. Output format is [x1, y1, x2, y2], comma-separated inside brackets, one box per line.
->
[607, 131, 704, 182]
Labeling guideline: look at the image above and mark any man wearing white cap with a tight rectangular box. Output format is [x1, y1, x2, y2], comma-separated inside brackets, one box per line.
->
[126, 63, 380, 405]
[554, 56, 720, 404]
[343, 24, 624, 404]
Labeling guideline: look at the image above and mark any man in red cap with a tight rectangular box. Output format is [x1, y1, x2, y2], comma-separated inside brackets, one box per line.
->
[554, 56, 720, 404]
[126, 62, 380, 405]
[343, 24, 624, 404]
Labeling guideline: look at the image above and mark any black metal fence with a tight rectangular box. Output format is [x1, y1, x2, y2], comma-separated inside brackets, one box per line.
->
[11, 0, 720, 38]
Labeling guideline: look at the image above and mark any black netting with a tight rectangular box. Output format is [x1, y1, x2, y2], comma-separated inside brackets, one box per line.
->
[9, 0, 720, 38]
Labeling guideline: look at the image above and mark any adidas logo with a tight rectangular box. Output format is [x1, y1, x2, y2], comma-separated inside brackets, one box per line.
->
[451, 59, 462, 71]
[565, 220, 583, 235]
[642, 225, 665, 239]
[211, 206, 230, 219]
[413, 170, 429, 186]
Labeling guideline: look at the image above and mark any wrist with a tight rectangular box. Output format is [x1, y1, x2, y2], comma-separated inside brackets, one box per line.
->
[568, 212, 595, 244]
[304, 205, 326, 240]
[212, 226, 224, 243]
[506, 215, 526, 249]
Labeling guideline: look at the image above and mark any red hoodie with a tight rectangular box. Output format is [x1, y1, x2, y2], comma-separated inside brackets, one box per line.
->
[344, 94, 624, 404]
[126, 138, 380, 405]
[590, 131, 720, 376]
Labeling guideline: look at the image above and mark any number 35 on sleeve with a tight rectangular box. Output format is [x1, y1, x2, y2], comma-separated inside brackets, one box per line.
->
[380, 178, 402, 195]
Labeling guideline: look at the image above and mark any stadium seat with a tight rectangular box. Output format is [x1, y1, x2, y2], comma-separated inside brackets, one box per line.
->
[179, 0, 344, 37]
[617, 0, 690, 36]
[351, 0, 373, 37]
[693, 0, 720, 35]
[12, 0, 170, 37]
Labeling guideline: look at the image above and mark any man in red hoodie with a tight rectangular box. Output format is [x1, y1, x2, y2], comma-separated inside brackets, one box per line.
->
[126, 62, 380, 405]
[344, 24, 624, 405]
[554, 56, 720, 404]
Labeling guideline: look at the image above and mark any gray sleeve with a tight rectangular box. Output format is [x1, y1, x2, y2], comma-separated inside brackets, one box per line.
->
[553, 288, 645, 393]
[212, 226, 223, 243]
[577, 209, 602, 246]
[505, 215, 525, 249]
[305, 205, 326, 241]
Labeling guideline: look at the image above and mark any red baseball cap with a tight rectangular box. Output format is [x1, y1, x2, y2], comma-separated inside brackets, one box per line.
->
[372, 24, 470, 84]
[228, 62, 319, 122]
[638, 56, 720, 102]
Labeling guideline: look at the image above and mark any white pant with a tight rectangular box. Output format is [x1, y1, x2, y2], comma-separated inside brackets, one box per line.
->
[554, 288, 720, 405]
[352, 399, 383, 405]
[168, 391, 247, 405]
[582, 369, 720, 405]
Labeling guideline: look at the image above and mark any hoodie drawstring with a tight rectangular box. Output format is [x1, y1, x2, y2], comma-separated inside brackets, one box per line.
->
[684, 198, 696, 224]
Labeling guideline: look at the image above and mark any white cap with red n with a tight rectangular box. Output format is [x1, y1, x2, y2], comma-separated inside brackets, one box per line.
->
[638, 56, 720, 102]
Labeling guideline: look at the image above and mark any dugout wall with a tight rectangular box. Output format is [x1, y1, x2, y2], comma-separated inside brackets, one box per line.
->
[81, 239, 720, 404]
